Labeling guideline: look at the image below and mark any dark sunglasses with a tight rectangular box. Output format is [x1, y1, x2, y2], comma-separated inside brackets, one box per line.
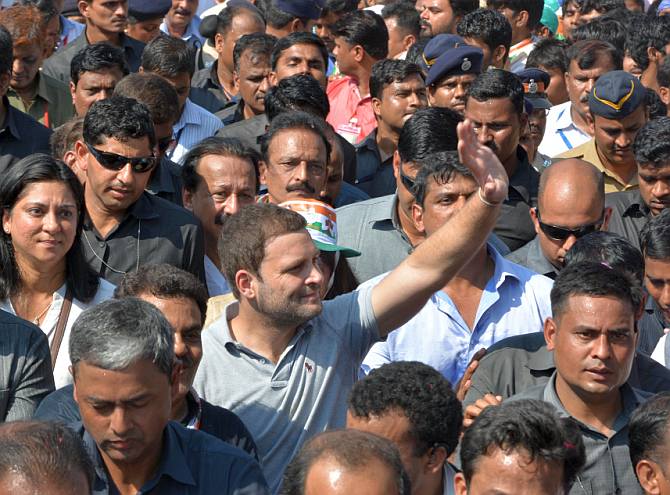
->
[86, 142, 157, 173]
[399, 162, 416, 191]
[536, 210, 603, 241]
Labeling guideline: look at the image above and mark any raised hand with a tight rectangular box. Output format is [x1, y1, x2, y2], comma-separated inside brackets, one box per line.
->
[457, 119, 509, 206]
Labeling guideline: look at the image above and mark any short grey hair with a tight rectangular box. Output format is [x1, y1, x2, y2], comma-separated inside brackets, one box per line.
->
[69, 298, 174, 377]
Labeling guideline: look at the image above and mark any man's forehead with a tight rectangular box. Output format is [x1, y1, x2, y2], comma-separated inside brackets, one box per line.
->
[280, 44, 320, 60]
[638, 163, 670, 176]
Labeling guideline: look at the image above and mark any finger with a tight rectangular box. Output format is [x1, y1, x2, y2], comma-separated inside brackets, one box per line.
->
[472, 347, 487, 362]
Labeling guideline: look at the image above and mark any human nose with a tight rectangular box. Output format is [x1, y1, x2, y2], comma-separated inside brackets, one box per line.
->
[591, 333, 611, 361]
[562, 233, 578, 252]
[109, 407, 132, 436]
[115, 1, 127, 16]
[174, 333, 187, 358]
[294, 162, 310, 183]
[584, 77, 596, 94]
[476, 125, 491, 145]
[12, 59, 23, 76]
[258, 76, 270, 94]
[307, 260, 324, 288]
[117, 162, 134, 183]
[651, 180, 670, 199]
[223, 194, 239, 216]
[420, 8, 429, 20]
[42, 209, 62, 233]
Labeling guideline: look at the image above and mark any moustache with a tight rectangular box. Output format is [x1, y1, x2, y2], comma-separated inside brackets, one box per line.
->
[175, 8, 192, 15]
[286, 182, 316, 194]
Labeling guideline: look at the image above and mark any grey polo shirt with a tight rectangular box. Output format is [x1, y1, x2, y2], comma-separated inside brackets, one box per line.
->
[506, 236, 558, 279]
[605, 190, 650, 251]
[193, 284, 379, 494]
[81, 192, 205, 286]
[510, 373, 647, 495]
[0, 100, 52, 173]
[42, 31, 145, 83]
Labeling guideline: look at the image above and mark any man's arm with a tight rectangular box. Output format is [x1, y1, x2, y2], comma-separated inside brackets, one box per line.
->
[371, 120, 509, 336]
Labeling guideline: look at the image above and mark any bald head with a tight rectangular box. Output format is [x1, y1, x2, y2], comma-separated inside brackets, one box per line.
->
[538, 159, 605, 212]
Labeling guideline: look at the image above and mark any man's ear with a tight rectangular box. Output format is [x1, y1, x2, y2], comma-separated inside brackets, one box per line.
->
[290, 17, 303, 33]
[236, 270, 257, 300]
[636, 459, 663, 495]
[658, 86, 670, 107]
[233, 71, 241, 92]
[371, 97, 383, 118]
[392, 150, 401, 179]
[427, 85, 437, 106]
[77, 0, 89, 19]
[353, 45, 365, 63]
[424, 445, 447, 475]
[515, 10, 529, 29]
[412, 201, 426, 234]
[75, 140, 90, 173]
[544, 316, 558, 350]
[601, 206, 612, 231]
[182, 187, 194, 211]
[259, 160, 268, 185]
[493, 45, 507, 68]
[215, 32, 225, 54]
[588, 113, 596, 135]
[454, 472, 468, 495]
[402, 34, 417, 53]
[268, 71, 278, 88]
[530, 206, 542, 235]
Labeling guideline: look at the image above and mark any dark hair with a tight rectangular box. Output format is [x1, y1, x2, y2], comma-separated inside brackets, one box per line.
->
[0, 26, 11, 76]
[331, 10, 389, 60]
[449, 0, 479, 20]
[216, 3, 265, 36]
[370, 59, 423, 100]
[570, 18, 626, 53]
[70, 42, 129, 86]
[457, 9, 512, 58]
[467, 68, 525, 115]
[141, 34, 196, 78]
[0, 421, 94, 490]
[219, 204, 306, 298]
[114, 264, 209, 326]
[413, 151, 473, 206]
[564, 231, 645, 284]
[281, 429, 411, 495]
[348, 361, 463, 456]
[633, 117, 670, 168]
[658, 54, 670, 89]
[259, 111, 331, 163]
[486, 0, 544, 30]
[565, 40, 622, 71]
[321, 0, 358, 17]
[381, 2, 421, 39]
[526, 38, 568, 73]
[113, 73, 180, 125]
[629, 392, 670, 474]
[0, 154, 99, 302]
[83, 96, 156, 149]
[51, 117, 84, 159]
[264, 74, 330, 121]
[16, 0, 59, 22]
[405, 37, 431, 69]
[550, 261, 643, 320]
[460, 399, 586, 490]
[641, 209, 670, 260]
[646, 88, 667, 120]
[397, 107, 462, 163]
[233, 32, 276, 73]
[261, 0, 309, 30]
[627, 16, 670, 72]
[579, 0, 624, 14]
[270, 32, 328, 72]
[182, 136, 260, 194]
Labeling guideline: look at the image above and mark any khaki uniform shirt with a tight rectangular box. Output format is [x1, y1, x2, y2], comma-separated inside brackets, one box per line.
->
[7, 72, 73, 129]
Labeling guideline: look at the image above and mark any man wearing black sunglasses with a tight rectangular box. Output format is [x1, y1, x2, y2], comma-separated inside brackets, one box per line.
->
[507, 158, 610, 278]
[75, 95, 205, 286]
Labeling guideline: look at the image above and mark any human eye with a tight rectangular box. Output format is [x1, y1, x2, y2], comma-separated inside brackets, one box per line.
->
[59, 209, 75, 219]
[609, 331, 632, 344]
[26, 206, 44, 216]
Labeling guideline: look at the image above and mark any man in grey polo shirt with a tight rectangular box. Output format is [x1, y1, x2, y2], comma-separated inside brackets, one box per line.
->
[194, 119, 510, 493]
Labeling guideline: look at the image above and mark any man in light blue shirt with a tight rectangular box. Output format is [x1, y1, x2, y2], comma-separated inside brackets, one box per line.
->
[161, 0, 204, 49]
[361, 150, 553, 385]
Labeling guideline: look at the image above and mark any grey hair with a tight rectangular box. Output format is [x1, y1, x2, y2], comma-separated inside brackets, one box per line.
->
[69, 298, 174, 376]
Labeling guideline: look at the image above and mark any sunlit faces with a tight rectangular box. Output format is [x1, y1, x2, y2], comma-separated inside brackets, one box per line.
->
[70, 67, 125, 117]
[332, 37, 358, 78]
[261, 128, 328, 204]
[81, 0, 128, 34]
[314, 11, 341, 53]
[183, 153, 257, 248]
[234, 51, 271, 117]
[374, 74, 427, 132]
[2, 181, 78, 270]
[561, 0, 579, 39]
[428, 73, 475, 114]
[644, 257, 670, 325]
[270, 43, 327, 89]
[591, 106, 647, 169]
[216, 11, 265, 74]
[76, 135, 154, 214]
[565, 56, 617, 122]
[11, 42, 43, 92]
[538, 65, 569, 105]
[304, 455, 401, 495]
[546, 294, 637, 399]
[73, 360, 174, 465]
[637, 163, 670, 216]
[385, 17, 411, 60]
[138, 295, 203, 407]
[454, 448, 567, 495]
[420, 0, 457, 37]
[166, 0, 198, 32]
[528, 108, 547, 149]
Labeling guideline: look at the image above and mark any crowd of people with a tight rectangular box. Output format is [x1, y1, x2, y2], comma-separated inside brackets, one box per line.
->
[0, 0, 667, 493]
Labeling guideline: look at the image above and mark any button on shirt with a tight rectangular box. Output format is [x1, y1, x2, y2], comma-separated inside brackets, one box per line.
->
[76, 421, 269, 495]
[360, 245, 553, 385]
[168, 98, 224, 164]
[605, 189, 650, 251]
[0, 100, 52, 173]
[354, 129, 396, 197]
[326, 75, 376, 144]
[193, 285, 379, 494]
[7, 72, 74, 129]
[511, 374, 647, 495]
[538, 101, 592, 158]
[81, 192, 205, 286]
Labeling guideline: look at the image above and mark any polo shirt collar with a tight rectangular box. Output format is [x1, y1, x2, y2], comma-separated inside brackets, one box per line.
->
[358, 129, 379, 154]
[527, 237, 559, 277]
[583, 139, 639, 189]
[178, 99, 201, 127]
[489, 243, 523, 291]
[622, 191, 650, 218]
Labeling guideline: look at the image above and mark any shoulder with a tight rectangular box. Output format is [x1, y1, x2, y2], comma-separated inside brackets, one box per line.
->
[499, 255, 553, 289]
[42, 72, 71, 93]
[336, 194, 394, 218]
[186, 101, 223, 126]
[326, 75, 352, 95]
[92, 278, 116, 302]
[556, 140, 590, 159]
[505, 239, 532, 264]
[11, 108, 51, 137]
[507, 382, 546, 402]
[0, 309, 46, 345]
[169, 421, 255, 462]
[144, 194, 200, 226]
[605, 189, 641, 209]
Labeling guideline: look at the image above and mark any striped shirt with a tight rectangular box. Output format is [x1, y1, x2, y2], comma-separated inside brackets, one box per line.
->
[167, 99, 224, 165]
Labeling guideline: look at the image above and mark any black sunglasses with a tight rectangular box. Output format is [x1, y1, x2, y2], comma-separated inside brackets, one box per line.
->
[399, 162, 416, 191]
[537, 210, 603, 241]
[86, 142, 157, 173]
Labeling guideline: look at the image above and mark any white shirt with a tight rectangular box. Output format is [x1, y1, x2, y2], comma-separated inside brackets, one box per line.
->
[167, 98, 224, 165]
[201, 1, 227, 18]
[444, 463, 457, 495]
[1, 279, 116, 389]
[205, 255, 230, 296]
[652, 334, 668, 367]
[538, 101, 591, 158]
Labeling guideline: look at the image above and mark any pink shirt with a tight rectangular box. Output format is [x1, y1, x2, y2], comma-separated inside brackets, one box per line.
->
[326, 75, 376, 144]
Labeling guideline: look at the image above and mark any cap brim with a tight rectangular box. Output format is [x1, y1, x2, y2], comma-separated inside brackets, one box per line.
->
[314, 240, 361, 258]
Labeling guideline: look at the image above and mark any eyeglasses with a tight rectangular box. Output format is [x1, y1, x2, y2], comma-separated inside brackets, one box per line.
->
[86, 142, 157, 173]
[536, 210, 603, 241]
[399, 162, 416, 191]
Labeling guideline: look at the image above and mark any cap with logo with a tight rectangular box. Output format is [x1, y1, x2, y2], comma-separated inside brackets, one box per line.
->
[588, 70, 646, 119]
[517, 68, 552, 110]
[279, 199, 361, 257]
[419, 34, 465, 73]
[274, 0, 324, 20]
[128, 0, 172, 21]
[425, 45, 483, 87]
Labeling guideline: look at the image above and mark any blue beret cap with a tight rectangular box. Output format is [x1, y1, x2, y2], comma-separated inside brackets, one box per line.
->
[425, 45, 483, 86]
[419, 34, 465, 72]
[588, 70, 646, 119]
[517, 68, 552, 110]
[274, 0, 324, 20]
[128, 0, 172, 21]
